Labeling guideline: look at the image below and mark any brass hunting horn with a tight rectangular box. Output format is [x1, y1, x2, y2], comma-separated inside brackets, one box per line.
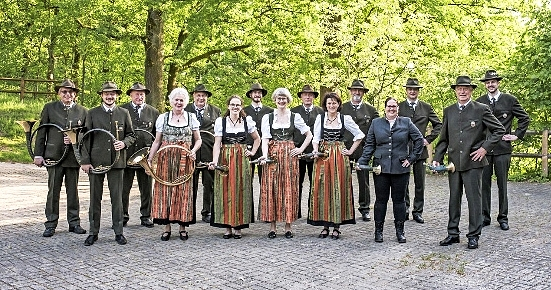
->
[127, 145, 195, 186]
[78, 128, 120, 174]
[126, 128, 156, 169]
[17, 120, 70, 167]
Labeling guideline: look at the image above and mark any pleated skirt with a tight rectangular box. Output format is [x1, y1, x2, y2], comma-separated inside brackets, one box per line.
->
[259, 140, 299, 223]
[307, 141, 356, 227]
[211, 143, 254, 229]
[151, 140, 196, 226]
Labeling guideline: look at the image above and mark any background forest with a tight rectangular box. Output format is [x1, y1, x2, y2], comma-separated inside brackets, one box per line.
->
[0, 0, 550, 179]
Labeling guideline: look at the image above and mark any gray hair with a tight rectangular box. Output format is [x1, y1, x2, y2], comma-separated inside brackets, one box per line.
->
[168, 88, 189, 106]
[271, 87, 293, 103]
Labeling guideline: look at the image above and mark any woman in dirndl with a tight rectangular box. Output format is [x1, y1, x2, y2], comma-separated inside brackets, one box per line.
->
[308, 92, 365, 239]
[208, 95, 261, 239]
[259, 88, 312, 239]
[148, 88, 202, 241]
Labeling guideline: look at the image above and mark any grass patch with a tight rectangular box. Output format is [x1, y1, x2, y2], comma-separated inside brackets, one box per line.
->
[0, 93, 46, 163]
[418, 252, 466, 275]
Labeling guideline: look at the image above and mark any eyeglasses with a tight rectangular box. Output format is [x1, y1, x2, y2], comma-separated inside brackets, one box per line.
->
[229, 103, 241, 107]
[386, 105, 398, 108]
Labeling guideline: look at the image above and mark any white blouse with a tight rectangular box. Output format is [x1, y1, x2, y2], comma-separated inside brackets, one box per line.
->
[260, 109, 310, 139]
[155, 111, 200, 132]
[312, 113, 365, 144]
[213, 115, 257, 137]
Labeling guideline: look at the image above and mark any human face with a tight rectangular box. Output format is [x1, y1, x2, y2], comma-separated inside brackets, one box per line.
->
[325, 97, 340, 114]
[101, 91, 118, 107]
[349, 88, 364, 104]
[454, 86, 473, 104]
[484, 79, 499, 94]
[406, 87, 419, 101]
[193, 92, 208, 108]
[129, 90, 146, 106]
[300, 92, 315, 106]
[58, 88, 76, 105]
[275, 95, 289, 109]
[250, 90, 263, 103]
[171, 94, 186, 112]
[228, 98, 242, 115]
[385, 99, 399, 119]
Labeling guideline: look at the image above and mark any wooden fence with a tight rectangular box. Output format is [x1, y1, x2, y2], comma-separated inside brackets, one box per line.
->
[0, 77, 58, 100]
[425, 129, 550, 177]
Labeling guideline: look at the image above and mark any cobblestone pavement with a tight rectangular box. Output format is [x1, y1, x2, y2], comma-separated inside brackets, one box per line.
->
[0, 162, 550, 289]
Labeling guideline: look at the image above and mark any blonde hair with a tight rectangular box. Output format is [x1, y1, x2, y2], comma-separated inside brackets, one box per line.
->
[271, 87, 293, 103]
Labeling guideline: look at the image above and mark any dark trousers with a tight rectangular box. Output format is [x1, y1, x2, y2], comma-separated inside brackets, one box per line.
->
[193, 167, 214, 216]
[122, 167, 153, 222]
[353, 165, 371, 214]
[482, 154, 510, 224]
[44, 166, 81, 228]
[405, 159, 426, 215]
[297, 159, 314, 218]
[447, 168, 483, 238]
[251, 163, 263, 185]
[373, 173, 409, 222]
[88, 169, 124, 235]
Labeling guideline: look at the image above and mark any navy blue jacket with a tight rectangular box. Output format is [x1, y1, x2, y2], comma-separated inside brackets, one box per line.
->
[358, 116, 424, 174]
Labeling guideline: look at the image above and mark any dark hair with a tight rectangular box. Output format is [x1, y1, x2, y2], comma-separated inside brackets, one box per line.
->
[223, 95, 247, 121]
[321, 92, 342, 112]
[385, 97, 398, 107]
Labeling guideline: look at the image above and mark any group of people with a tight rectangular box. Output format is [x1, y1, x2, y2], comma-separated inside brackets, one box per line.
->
[33, 70, 529, 250]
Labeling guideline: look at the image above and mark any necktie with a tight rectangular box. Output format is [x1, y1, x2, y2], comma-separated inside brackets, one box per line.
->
[134, 105, 141, 121]
[305, 108, 311, 114]
[107, 109, 112, 113]
[196, 108, 204, 122]
[255, 107, 261, 113]
[65, 105, 71, 111]
[352, 104, 359, 111]
[409, 102, 415, 111]
[459, 105, 465, 111]
[490, 97, 496, 112]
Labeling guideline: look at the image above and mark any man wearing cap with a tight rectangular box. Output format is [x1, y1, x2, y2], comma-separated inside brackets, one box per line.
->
[475, 70, 529, 231]
[291, 84, 324, 217]
[121, 82, 160, 228]
[243, 83, 273, 184]
[80, 81, 136, 246]
[434, 76, 505, 249]
[185, 84, 221, 223]
[398, 78, 442, 224]
[34, 79, 88, 237]
[341, 79, 379, 222]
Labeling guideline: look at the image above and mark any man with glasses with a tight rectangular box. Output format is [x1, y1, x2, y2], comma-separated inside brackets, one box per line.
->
[34, 79, 88, 237]
[185, 84, 221, 223]
[434, 76, 505, 249]
[291, 84, 324, 217]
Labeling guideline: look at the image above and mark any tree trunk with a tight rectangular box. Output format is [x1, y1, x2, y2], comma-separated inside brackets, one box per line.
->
[145, 8, 164, 111]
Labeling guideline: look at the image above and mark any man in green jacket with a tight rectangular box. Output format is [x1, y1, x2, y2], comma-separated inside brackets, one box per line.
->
[80, 81, 136, 246]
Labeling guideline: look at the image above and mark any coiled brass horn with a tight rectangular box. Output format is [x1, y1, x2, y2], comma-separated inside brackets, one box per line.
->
[78, 128, 120, 174]
[126, 128, 156, 169]
[427, 162, 455, 173]
[17, 120, 70, 167]
[127, 145, 194, 186]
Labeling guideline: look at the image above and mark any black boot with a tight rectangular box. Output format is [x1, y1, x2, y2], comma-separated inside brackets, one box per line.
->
[374, 221, 384, 243]
[395, 220, 406, 243]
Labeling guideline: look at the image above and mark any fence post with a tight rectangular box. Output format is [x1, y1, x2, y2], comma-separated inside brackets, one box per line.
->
[19, 78, 25, 101]
[542, 129, 548, 178]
